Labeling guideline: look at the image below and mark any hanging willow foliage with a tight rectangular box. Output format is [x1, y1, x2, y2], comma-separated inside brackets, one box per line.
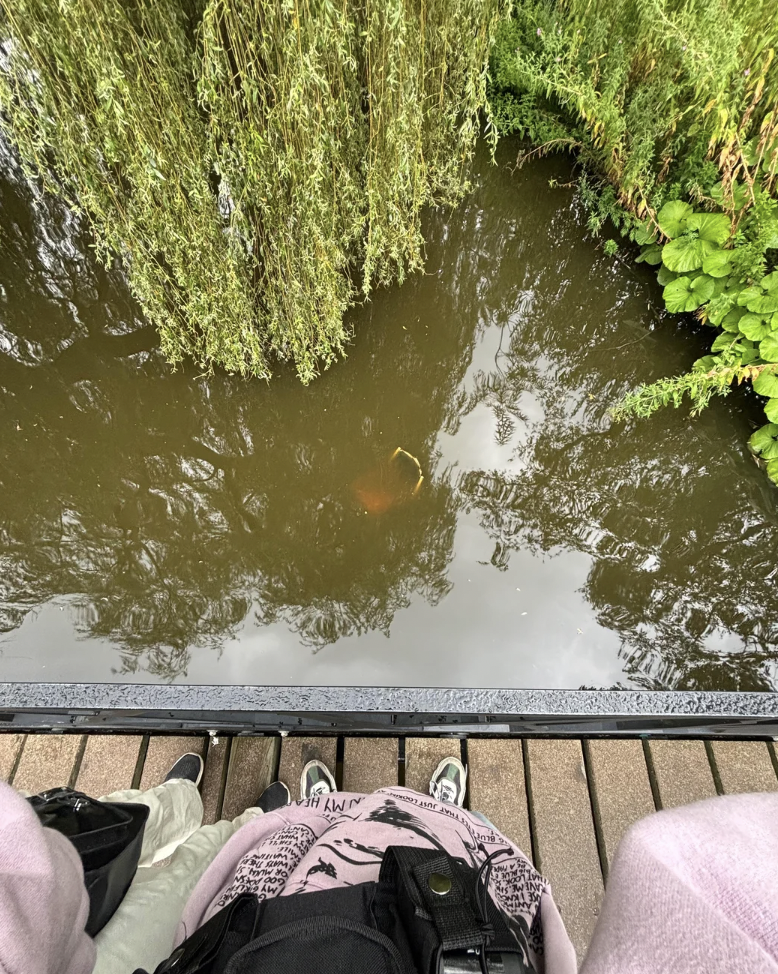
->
[0, 0, 506, 381]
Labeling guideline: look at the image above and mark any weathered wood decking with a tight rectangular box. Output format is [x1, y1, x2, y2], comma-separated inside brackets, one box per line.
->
[3, 732, 778, 962]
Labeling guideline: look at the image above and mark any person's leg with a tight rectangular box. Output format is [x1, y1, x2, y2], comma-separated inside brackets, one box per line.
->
[99, 753, 205, 866]
[93, 805, 259, 974]
[93, 778, 291, 974]
[470, 810, 498, 830]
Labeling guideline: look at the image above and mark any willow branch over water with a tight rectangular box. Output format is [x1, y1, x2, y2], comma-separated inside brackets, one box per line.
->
[0, 0, 507, 381]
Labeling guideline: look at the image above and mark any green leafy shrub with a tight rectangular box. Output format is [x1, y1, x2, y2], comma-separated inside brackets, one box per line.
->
[488, 0, 778, 483]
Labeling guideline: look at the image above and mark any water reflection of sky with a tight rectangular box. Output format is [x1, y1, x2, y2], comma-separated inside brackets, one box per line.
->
[1, 138, 777, 691]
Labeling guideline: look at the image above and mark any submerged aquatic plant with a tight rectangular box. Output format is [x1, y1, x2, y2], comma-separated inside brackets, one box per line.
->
[0, 0, 507, 382]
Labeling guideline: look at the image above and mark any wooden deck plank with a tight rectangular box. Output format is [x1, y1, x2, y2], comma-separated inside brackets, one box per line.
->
[526, 739, 603, 963]
[405, 738, 461, 797]
[13, 734, 85, 794]
[278, 737, 337, 802]
[467, 739, 533, 861]
[222, 737, 280, 820]
[585, 739, 655, 875]
[201, 736, 231, 825]
[343, 738, 398, 793]
[648, 740, 716, 809]
[710, 741, 778, 795]
[0, 735, 24, 782]
[139, 736, 207, 792]
[75, 735, 143, 797]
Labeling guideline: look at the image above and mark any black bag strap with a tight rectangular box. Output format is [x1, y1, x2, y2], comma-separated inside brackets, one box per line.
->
[143, 894, 261, 974]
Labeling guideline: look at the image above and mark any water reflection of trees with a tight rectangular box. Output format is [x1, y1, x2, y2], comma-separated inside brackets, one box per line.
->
[0, 138, 489, 678]
[451, 169, 778, 691]
[3, 134, 778, 689]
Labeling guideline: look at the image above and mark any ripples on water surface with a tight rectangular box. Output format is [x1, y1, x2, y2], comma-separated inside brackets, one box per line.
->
[1, 140, 776, 690]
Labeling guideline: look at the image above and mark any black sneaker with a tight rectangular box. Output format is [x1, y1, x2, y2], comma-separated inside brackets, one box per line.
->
[164, 752, 204, 787]
[429, 756, 467, 807]
[300, 759, 337, 799]
[257, 780, 291, 813]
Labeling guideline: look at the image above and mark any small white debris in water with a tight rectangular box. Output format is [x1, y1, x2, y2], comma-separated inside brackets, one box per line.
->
[577, 628, 583, 634]
[516, 588, 521, 591]
[521, 611, 527, 616]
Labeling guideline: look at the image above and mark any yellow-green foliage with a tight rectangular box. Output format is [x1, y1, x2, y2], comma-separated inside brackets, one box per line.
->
[490, 0, 778, 215]
[489, 0, 778, 483]
[0, 0, 506, 381]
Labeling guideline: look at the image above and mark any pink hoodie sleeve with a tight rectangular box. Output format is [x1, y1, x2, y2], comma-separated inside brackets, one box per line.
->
[0, 781, 95, 974]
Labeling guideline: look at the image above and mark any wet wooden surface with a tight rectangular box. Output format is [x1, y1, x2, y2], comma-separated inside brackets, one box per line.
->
[3, 731, 777, 961]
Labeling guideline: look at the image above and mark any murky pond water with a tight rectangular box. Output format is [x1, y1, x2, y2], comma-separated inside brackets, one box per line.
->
[1, 139, 777, 691]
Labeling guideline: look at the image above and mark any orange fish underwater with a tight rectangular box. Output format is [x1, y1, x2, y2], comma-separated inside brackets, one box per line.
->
[352, 447, 424, 515]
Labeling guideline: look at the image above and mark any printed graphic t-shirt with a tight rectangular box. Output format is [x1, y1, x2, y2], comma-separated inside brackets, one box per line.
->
[177, 787, 576, 974]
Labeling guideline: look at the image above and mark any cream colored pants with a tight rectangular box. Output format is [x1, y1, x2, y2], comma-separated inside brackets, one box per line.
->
[93, 778, 261, 974]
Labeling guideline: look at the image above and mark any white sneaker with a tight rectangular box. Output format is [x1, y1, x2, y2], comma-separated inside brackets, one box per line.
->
[429, 756, 467, 807]
[300, 759, 337, 799]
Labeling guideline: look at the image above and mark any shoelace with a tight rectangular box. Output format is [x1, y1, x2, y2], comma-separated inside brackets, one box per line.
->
[436, 779, 459, 804]
[472, 848, 511, 974]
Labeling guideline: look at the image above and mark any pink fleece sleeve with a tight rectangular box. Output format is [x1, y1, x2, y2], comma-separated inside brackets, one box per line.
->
[0, 781, 95, 974]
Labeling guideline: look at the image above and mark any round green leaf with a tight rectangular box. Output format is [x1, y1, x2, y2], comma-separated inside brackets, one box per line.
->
[662, 237, 708, 273]
[656, 265, 677, 286]
[693, 355, 718, 372]
[691, 274, 715, 303]
[712, 277, 731, 295]
[657, 200, 693, 239]
[633, 224, 657, 246]
[721, 307, 745, 332]
[753, 369, 778, 397]
[637, 243, 662, 265]
[749, 423, 778, 459]
[663, 274, 714, 313]
[765, 399, 778, 424]
[686, 212, 731, 245]
[760, 334, 778, 362]
[739, 313, 770, 341]
[763, 271, 778, 294]
[738, 286, 762, 308]
[711, 332, 736, 352]
[701, 248, 732, 278]
[749, 293, 778, 315]
[741, 347, 760, 365]
[766, 458, 778, 484]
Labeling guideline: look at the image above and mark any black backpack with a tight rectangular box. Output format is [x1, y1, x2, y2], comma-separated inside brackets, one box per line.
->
[139, 847, 533, 974]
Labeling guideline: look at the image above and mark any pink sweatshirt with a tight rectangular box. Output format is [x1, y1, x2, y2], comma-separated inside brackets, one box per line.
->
[0, 782, 94, 974]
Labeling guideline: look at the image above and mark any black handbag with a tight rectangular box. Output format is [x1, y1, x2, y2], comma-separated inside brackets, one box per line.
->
[137, 847, 531, 974]
[28, 786, 149, 936]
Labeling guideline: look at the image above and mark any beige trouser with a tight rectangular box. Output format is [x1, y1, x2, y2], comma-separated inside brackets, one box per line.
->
[93, 778, 261, 974]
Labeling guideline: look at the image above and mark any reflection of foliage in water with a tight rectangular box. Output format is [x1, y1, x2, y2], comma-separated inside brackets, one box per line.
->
[0, 143, 487, 679]
[452, 228, 778, 690]
[3, 136, 778, 690]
